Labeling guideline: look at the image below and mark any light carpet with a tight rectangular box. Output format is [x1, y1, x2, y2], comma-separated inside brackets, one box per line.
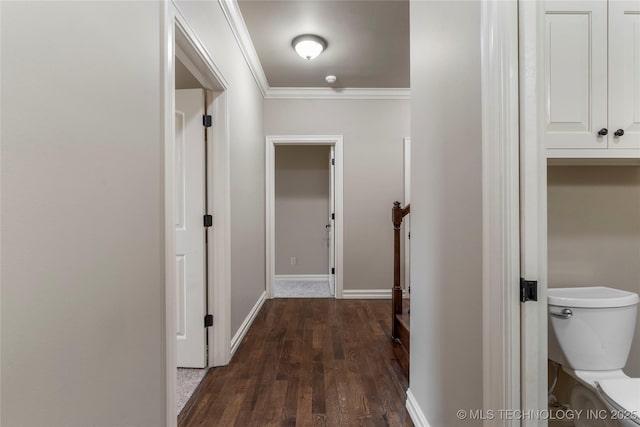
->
[177, 368, 207, 415]
[274, 279, 331, 298]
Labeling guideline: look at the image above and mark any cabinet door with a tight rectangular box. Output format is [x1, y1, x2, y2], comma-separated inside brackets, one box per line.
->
[609, 0, 640, 149]
[544, 0, 608, 149]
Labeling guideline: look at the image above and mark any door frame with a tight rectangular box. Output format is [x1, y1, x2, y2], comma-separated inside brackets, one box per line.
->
[518, 0, 549, 423]
[403, 137, 411, 291]
[162, 2, 232, 424]
[265, 135, 344, 299]
[480, 0, 547, 426]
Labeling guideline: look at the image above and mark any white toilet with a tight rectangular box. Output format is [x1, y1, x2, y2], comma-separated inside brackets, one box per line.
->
[548, 286, 640, 427]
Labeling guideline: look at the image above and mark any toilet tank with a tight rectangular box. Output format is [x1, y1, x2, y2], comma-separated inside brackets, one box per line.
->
[548, 287, 639, 371]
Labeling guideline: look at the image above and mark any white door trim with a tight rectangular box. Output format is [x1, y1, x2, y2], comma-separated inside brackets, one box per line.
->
[518, 0, 549, 422]
[403, 137, 411, 292]
[162, 2, 232, 424]
[480, 0, 522, 424]
[265, 135, 344, 299]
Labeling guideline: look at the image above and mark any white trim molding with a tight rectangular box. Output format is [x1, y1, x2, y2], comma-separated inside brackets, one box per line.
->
[481, 0, 521, 424]
[217, 0, 268, 96]
[274, 275, 330, 282]
[547, 148, 640, 160]
[218, 0, 410, 100]
[341, 289, 409, 299]
[161, 2, 177, 424]
[406, 389, 431, 427]
[265, 135, 344, 299]
[230, 291, 267, 357]
[265, 87, 410, 100]
[519, 0, 550, 421]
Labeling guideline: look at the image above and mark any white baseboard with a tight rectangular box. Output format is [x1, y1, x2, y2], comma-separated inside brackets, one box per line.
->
[274, 274, 329, 282]
[406, 389, 431, 427]
[230, 290, 267, 357]
[341, 289, 408, 299]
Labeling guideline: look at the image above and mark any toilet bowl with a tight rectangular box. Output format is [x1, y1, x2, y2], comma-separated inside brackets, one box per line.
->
[548, 287, 640, 427]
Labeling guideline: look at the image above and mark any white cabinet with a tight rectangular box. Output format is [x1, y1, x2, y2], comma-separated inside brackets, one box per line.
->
[545, 0, 640, 155]
[609, 0, 640, 149]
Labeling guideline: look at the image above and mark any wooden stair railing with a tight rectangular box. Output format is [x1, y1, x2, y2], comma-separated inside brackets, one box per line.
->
[392, 201, 410, 338]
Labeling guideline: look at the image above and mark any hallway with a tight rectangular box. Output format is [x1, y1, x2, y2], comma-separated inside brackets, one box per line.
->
[178, 299, 412, 426]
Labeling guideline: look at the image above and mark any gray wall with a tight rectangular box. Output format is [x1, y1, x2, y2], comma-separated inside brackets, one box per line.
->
[264, 99, 409, 291]
[409, 1, 484, 425]
[275, 146, 330, 275]
[548, 166, 640, 377]
[1, 1, 265, 425]
[1, 2, 165, 425]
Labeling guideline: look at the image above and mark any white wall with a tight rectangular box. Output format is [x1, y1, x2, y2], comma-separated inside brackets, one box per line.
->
[264, 99, 409, 291]
[409, 1, 484, 425]
[548, 166, 640, 377]
[1, 1, 265, 425]
[275, 146, 330, 275]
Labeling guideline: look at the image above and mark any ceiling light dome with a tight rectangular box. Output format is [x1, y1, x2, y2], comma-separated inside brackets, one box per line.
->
[292, 34, 327, 60]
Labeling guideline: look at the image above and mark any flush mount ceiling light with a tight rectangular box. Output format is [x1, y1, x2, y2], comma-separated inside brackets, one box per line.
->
[292, 34, 327, 60]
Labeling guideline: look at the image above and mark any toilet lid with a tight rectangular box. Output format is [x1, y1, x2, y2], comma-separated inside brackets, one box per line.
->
[598, 378, 640, 421]
[548, 287, 640, 308]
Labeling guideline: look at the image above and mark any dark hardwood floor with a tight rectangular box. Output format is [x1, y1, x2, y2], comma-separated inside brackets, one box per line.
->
[178, 299, 413, 427]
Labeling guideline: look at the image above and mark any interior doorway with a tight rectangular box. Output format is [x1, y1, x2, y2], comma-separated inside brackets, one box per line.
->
[174, 83, 208, 415]
[163, 4, 233, 423]
[273, 145, 334, 298]
[266, 136, 344, 299]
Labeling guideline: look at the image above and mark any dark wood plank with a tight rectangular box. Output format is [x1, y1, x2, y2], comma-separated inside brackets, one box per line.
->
[179, 299, 413, 427]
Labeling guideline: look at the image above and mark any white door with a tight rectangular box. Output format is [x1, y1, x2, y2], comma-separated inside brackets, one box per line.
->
[175, 89, 207, 368]
[609, 0, 640, 149]
[328, 147, 336, 297]
[544, 0, 608, 149]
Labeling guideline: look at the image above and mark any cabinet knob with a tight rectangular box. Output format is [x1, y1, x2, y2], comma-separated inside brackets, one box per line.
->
[598, 128, 608, 136]
[614, 129, 625, 137]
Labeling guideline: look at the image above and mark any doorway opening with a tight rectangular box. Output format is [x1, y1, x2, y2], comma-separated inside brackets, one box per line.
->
[266, 136, 344, 299]
[163, 4, 232, 424]
[273, 145, 334, 298]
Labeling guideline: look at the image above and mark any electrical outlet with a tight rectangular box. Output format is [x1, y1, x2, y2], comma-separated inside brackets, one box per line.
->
[290, 257, 297, 265]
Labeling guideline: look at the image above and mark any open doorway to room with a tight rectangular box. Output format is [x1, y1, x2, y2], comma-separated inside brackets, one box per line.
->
[163, 6, 232, 423]
[273, 145, 334, 298]
[266, 136, 344, 299]
[483, 1, 640, 424]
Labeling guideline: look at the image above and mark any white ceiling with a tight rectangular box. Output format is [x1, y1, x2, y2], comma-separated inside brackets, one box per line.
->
[237, 0, 410, 89]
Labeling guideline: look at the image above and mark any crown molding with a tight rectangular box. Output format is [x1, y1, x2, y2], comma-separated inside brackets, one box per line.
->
[218, 0, 411, 101]
[218, 0, 269, 96]
[265, 87, 411, 100]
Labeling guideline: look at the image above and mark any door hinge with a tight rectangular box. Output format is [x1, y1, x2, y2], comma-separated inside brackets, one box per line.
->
[331, 213, 335, 220]
[204, 314, 213, 328]
[331, 267, 335, 275]
[331, 158, 335, 166]
[203, 115, 212, 128]
[520, 278, 538, 303]
[203, 214, 213, 228]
